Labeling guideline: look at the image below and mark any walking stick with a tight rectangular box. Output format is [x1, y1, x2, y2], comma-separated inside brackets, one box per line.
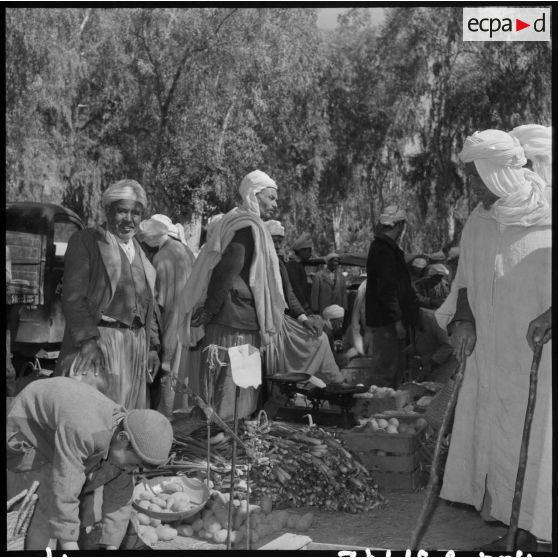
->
[506, 342, 543, 552]
[226, 385, 241, 551]
[410, 352, 467, 551]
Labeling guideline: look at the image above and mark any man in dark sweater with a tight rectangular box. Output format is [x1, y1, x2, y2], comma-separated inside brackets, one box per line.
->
[364, 205, 421, 387]
[285, 234, 313, 314]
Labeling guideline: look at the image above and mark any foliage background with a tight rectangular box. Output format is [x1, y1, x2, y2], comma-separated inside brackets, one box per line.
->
[6, 7, 552, 255]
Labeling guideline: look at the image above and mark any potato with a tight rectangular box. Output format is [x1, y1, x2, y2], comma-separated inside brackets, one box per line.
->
[137, 491, 152, 500]
[299, 512, 314, 531]
[150, 518, 161, 528]
[202, 508, 215, 520]
[147, 503, 163, 513]
[212, 502, 230, 529]
[213, 528, 228, 544]
[136, 512, 151, 526]
[138, 525, 158, 546]
[198, 528, 207, 539]
[230, 529, 242, 544]
[156, 524, 177, 541]
[203, 529, 214, 540]
[158, 493, 171, 502]
[162, 481, 184, 494]
[192, 518, 204, 532]
[168, 492, 191, 512]
[205, 519, 222, 534]
[151, 496, 167, 508]
[176, 523, 195, 537]
[137, 499, 151, 509]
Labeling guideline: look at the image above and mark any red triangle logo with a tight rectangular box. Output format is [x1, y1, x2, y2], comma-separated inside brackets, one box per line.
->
[516, 18, 530, 31]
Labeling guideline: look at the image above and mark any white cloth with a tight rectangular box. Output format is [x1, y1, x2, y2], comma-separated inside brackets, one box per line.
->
[265, 220, 285, 237]
[459, 129, 550, 227]
[179, 208, 286, 348]
[106, 231, 135, 264]
[322, 304, 345, 321]
[238, 170, 277, 215]
[509, 124, 552, 186]
[137, 218, 169, 247]
[438, 206, 552, 540]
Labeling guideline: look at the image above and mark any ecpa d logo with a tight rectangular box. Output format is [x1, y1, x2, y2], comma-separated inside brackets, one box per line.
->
[463, 7, 550, 42]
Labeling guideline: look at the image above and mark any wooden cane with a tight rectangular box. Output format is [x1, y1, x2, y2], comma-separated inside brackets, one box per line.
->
[410, 353, 466, 550]
[226, 385, 241, 550]
[505, 342, 543, 552]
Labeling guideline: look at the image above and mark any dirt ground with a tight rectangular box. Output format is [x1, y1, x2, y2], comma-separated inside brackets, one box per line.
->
[284, 489, 507, 552]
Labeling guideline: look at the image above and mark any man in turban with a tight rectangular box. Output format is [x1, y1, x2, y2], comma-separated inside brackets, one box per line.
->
[136, 214, 195, 416]
[286, 233, 313, 313]
[264, 220, 343, 386]
[55, 179, 160, 410]
[311, 252, 347, 316]
[435, 130, 551, 551]
[364, 205, 421, 386]
[414, 263, 451, 310]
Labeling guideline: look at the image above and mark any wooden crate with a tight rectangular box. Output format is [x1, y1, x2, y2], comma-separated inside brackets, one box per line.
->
[339, 419, 426, 491]
[352, 390, 411, 417]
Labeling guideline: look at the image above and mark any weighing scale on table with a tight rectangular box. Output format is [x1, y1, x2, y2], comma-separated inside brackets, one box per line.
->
[266, 372, 368, 429]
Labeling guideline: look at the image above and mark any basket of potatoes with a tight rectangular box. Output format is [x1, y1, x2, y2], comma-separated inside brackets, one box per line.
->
[132, 476, 210, 547]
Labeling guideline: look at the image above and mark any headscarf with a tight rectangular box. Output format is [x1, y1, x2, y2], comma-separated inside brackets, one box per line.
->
[292, 234, 313, 251]
[379, 205, 407, 226]
[265, 220, 285, 237]
[509, 124, 552, 186]
[459, 129, 550, 227]
[324, 252, 340, 263]
[239, 170, 277, 215]
[137, 218, 169, 246]
[102, 179, 147, 210]
[427, 263, 450, 277]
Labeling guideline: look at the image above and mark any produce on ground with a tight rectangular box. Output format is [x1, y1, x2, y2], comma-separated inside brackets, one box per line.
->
[355, 416, 428, 435]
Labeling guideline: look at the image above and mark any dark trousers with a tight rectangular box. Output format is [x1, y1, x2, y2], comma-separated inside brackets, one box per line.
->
[369, 324, 406, 388]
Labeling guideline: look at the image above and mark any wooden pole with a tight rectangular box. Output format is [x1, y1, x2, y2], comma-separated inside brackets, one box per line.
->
[226, 385, 241, 550]
[505, 343, 543, 552]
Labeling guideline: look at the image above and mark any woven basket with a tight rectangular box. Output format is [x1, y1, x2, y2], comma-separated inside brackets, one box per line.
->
[244, 410, 270, 436]
[7, 481, 39, 551]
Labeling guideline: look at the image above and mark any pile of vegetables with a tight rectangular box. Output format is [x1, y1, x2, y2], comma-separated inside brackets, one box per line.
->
[226, 422, 384, 513]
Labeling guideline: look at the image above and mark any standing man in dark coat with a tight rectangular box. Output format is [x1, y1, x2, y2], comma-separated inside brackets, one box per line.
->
[364, 205, 421, 387]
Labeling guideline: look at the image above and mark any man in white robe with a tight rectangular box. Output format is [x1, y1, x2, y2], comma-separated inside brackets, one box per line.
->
[437, 130, 551, 551]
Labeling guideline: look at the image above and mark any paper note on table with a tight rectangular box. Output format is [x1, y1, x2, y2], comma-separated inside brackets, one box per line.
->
[228, 344, 262, 388]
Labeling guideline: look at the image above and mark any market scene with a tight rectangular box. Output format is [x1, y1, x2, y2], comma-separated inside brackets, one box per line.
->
[4, 6, 552, 555]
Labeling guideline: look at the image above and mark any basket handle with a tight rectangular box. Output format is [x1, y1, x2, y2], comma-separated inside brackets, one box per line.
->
[256, 410, 269, 430]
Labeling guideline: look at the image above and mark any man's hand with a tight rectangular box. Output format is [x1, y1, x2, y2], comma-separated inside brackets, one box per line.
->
[302, 317, 319, 337]
[394, 320, 406, 340]
[450, 321, 476, 362]
[147, 350, 161, 383]
[191, 306, 212, 327]
[73, 339, 105, 376]
[526, 307, 551, 352]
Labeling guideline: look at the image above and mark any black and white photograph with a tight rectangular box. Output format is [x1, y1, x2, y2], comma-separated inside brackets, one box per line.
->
[5, 5, 552, 554]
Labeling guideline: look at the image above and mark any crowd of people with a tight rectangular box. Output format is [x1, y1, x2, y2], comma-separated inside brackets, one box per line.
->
[6, 123, 551, 551]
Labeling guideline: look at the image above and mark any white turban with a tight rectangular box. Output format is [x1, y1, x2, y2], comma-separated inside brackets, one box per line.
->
[292, 234, 313, 251]
[429, 251, 446, 262]
[379, 205, 407, 226]
[323, 304, 345, 320]
[324, 252, 340, 263]
[265, 220, 285, 237]
[137, 217, 169, 246]
[137, 214, 188, 247]
[102, 179, 147, 210]
[509, 124, 552, 186]
[239, 170, 277, 215]
[459, 130, 550, 227]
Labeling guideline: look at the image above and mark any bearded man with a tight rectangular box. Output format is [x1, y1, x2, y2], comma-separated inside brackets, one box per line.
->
[55, 179, 160, 410]
[437, 130, 551, 552]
